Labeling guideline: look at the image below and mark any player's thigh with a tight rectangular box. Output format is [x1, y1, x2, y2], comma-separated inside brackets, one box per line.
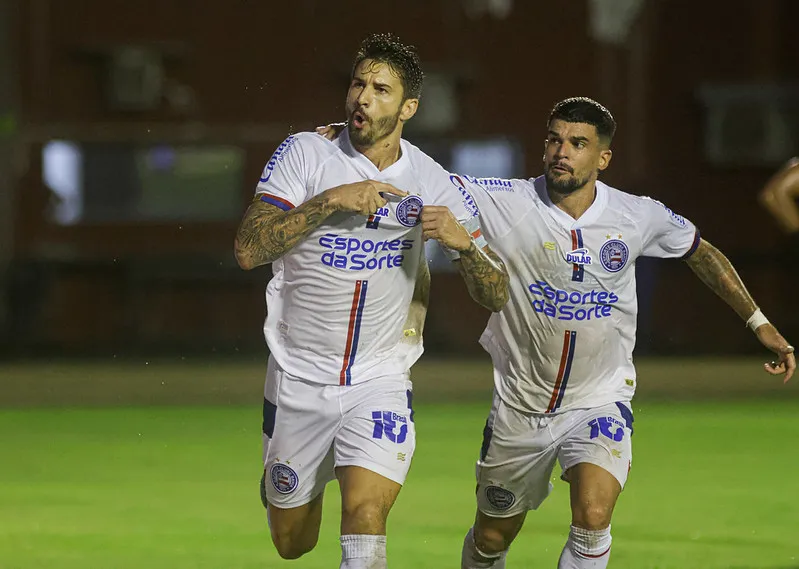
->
[336, 465, 402, 534]
[263, 481, 326, 556]
[476, 392, 560, 517]
[558, 402, 634, 528]
[565, 462, 621, 529]
[262, 361, 338, 510]
[334, 375, 415, 533]
[473, 508, 527, 553]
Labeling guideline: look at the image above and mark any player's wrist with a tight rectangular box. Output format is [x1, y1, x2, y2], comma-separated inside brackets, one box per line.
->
[455, 237, 479, 255]
[321, 187, 344, 211]
[746, 308, 770, 332]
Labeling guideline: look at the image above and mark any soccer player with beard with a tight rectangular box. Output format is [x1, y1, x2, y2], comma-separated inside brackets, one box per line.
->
[456, 98, 795, 568]
[234, 33, 508, 569]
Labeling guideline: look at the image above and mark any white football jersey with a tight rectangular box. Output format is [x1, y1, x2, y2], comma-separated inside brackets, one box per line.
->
[255, 131, 482, 386]
[464, 175, 700, 414]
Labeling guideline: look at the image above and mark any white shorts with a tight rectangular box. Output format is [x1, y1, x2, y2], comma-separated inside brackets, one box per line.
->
[261, 356, 416, 509]
[475, 391, 634, 518]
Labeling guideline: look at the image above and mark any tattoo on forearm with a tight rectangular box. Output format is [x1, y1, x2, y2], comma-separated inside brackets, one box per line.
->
[685, 239, 757, 320]
[456, 242, 510, 312]
[235, 195, 336, 269]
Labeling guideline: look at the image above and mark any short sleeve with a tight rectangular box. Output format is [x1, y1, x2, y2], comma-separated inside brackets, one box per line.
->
[412, 158, 486, 259]
[639, 196, 701, 259]
[254, 135, 309, 210]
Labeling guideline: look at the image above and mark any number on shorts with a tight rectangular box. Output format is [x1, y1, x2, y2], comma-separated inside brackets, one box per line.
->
[371, 411, 408, 444]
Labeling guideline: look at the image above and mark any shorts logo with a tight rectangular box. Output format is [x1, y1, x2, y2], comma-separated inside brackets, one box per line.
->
[599, 239, 629, 272]
[371, 411, 409, 444]
[485, 486, 516, 511]
[396, 195, 424, 227]
[565, 247, 592, 266]
[270, 463, 299, 494]
[588, 416, 626, 442]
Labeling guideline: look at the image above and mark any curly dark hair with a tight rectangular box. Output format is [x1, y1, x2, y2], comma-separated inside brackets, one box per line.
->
[548, 97, 617, 144]
[352, 33, 424, 100]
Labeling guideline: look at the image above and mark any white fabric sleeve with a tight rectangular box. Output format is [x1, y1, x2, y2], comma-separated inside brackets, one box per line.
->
[432, 173, 488, 259]
[254, 135, 309, 210]
[639, 196, 700, 259]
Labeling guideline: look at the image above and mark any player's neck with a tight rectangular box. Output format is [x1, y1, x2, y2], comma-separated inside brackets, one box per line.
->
[354, 131, 403, 171]
[549, 183, 597, 220]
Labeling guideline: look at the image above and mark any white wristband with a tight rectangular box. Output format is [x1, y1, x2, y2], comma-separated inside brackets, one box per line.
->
[746, 308, 769, 332]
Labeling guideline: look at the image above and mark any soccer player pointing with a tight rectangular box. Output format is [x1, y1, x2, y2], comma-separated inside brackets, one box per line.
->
[459, 98, 794, 568]
[235, 34, 508, 569]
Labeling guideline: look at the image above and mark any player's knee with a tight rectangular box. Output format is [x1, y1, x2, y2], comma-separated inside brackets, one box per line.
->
[473, 524, 510, 555]
[341, 501, 388, 534]
[573, 504, 613, 531]
[270, 529, 318, 560]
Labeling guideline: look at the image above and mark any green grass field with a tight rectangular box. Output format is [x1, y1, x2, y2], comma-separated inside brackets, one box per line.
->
[1, 394, 798, 568]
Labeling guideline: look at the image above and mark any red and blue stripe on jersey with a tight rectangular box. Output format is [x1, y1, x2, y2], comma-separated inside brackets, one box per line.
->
[259, 193, 295, 211]
[570, 229, 585, 282]
[546, 330, 577, 413]
[339, 279, 369, 385]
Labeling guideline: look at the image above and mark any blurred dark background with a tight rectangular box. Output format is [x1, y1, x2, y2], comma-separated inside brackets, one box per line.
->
[2, 0, 798, 361]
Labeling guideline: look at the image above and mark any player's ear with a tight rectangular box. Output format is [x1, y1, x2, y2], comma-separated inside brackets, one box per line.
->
[399, 98, 418, 122]
[598, 148, 612, 171]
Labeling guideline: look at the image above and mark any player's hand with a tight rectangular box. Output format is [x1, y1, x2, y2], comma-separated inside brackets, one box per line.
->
[315, 122, 347, 141]
[421, 206, 472, 252]
[325, 181, 407, 216]
[755, 323, 795, 383]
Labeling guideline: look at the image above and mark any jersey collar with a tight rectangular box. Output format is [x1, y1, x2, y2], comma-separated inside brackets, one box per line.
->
[339, 130, 409, 179]
[535, 177, 609, 230]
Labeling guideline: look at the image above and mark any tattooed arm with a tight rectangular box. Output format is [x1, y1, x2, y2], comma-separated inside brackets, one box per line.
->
[454, 242, 510, 312]
[685, 238, 795, 381]
[420, 205, 509, 312]
[234, 181, 408, 270]
[684, 238, 757, 320]
[234, 194, 337, 270]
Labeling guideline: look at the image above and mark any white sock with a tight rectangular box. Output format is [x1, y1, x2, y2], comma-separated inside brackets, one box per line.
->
[340, 534, 387, 569]
[461, 527, 507, 569]
[557, 525, 612, 569]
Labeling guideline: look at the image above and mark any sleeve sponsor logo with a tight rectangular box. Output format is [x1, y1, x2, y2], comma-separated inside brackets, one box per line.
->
[448, 174, 480, 216]
[643, 196, 687, 227]
[259, 135, 298, 183]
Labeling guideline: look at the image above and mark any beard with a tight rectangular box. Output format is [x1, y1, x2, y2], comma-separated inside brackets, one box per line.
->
[347, 107, 401, 147]
[544, 165, 592, 195]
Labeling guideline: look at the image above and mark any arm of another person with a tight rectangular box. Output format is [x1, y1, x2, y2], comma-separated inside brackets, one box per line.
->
[758, 157, 799, 234]
[684, 238, 795, 382]
[421, 206, 509, 312]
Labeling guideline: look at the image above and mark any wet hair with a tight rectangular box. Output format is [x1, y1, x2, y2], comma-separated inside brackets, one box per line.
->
[352, 33, 424, 100]
[548, 97, 616, 144]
